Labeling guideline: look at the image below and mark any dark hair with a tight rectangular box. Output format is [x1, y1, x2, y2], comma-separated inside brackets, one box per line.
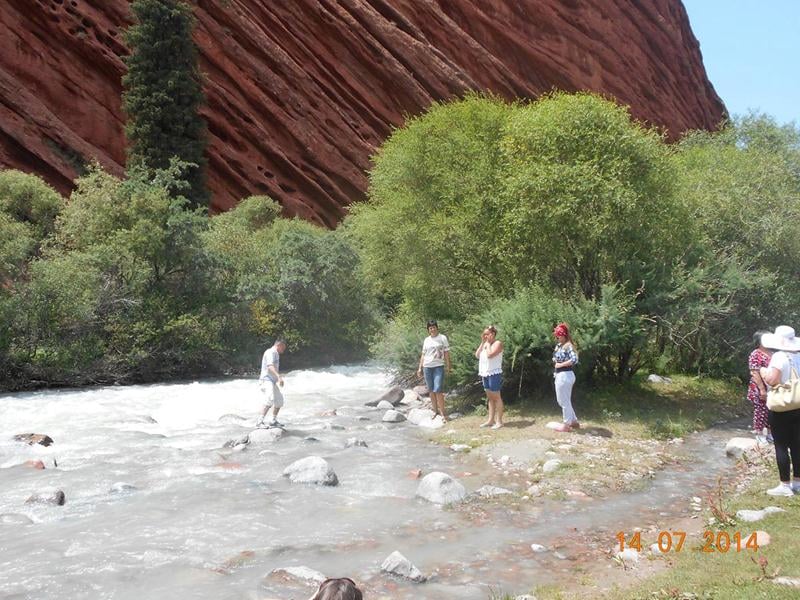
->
[274, 338, 287, 346]
[426, 320, 438, 329]
[753, 330, 770, 348]
[309, 578, 363, 600]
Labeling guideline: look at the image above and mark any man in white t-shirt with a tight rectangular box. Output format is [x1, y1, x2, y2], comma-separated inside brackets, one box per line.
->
[417, 320, 451, 422]
[258, 339, 287, 427]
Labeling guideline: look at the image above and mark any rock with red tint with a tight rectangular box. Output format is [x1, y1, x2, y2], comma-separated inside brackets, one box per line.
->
[23, 460, 46, 470]
[407, 468, 423, 479]
[0, 1, 725, 225]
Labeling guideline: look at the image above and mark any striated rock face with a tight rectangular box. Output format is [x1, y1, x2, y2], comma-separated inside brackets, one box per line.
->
[0, 0, 725, 226]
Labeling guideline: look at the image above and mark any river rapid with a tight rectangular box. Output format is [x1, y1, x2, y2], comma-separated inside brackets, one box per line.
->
[0, 366, 745, 599]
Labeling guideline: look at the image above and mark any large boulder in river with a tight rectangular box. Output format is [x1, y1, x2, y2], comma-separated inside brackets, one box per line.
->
[13, 433, 54, 447]
[416, 472, 466, 505]
[283, 456, 339, 486]
[365, 386, 404, 407]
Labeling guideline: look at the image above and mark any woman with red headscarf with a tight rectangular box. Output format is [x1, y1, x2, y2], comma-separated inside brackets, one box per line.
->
[552, 322, 579, 432]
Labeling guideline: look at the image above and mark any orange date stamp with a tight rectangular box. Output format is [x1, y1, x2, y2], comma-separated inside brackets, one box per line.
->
[617, 530, 759, 553]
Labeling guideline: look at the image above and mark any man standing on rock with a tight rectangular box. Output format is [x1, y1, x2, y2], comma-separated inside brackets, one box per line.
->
[258, 339, 286, 428]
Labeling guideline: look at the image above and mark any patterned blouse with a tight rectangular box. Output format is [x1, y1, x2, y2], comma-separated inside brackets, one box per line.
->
[747, 348, 770, 403]
[553, 343, 579, 368]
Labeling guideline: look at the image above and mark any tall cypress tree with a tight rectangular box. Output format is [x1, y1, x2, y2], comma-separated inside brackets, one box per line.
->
[123, 0, 209, 208]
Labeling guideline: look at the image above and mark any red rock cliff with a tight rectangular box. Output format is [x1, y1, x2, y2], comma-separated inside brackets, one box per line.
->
[0, 0, 724, 226]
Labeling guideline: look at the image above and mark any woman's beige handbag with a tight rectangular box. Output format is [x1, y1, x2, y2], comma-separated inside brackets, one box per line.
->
[767, 364, 800, 412]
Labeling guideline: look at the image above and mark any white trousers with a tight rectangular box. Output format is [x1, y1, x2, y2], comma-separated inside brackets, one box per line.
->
[554, 371, 577, 423]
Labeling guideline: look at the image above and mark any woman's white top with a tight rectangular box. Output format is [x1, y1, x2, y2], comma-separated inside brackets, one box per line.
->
[478, 345, 503, 377]
[768, 351, 800, 384]
[422, 334, 450, 368]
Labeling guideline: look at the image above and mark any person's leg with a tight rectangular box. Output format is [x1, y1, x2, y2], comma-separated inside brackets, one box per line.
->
[788, 413, 800, 482]
[555, 372, 577, 424]
[433, 367, 447, 420]
[768, 411, 792, 484]
[494, 389, 504, 426]
[480, 377, 495, 427]
[270, 383, 285, 424]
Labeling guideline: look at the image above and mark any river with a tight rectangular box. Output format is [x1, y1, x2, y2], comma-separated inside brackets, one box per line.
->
[0, 366, 746, 599]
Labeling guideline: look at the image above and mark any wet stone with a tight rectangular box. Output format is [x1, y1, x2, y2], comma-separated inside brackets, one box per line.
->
[25, 490, 65, 506]
[381, 550, 426, 582]
[13, 433, 54, 447]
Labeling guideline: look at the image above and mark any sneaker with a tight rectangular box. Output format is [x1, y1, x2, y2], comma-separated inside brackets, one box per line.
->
[269, 420, 285, 429]
[766, 433, 774, 444]
[256, 418, 268, 428]
[479, 421, 494, 428]
[491, 423, 504, 430]
[766, 483, 794, 497]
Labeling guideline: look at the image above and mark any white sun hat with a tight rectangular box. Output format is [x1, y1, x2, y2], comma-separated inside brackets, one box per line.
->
[761, 326, 800, 352]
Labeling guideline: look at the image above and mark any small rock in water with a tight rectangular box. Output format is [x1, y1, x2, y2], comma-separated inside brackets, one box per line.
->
[218, 414, 249, 425]
[303, 436, 320, 443]
[476, 485, 513, 498]
[407, 469, 423, 479]
[530, 544, 547, 553]
[382, 409, 406, 423]
[323, 423, 346, 431]
[345, 438, 368, 448]
[319, 409, 337, 417]
[377, 400, 395, 410]
[25, 490, 65, 506]
[416, 472, 466, 505]
[381, 550, 426, 582]
[223, 434, 250, 449]
[269, 565, 326, 585]
[282, 456, 339, 486]
[248, 428, 284, 444]
[0, 513, 34, 525]
[449, 444, 471, 453]
[23, 460, 46, 470]
[13, 433, 54, 447]
[110, 482, 137, 494]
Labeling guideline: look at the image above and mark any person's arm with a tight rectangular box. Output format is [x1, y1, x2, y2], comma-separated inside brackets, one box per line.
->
[268, 363, 283, 385]
[475, 335, 487, 358]
[417, 346, 425, 375]
[487, 340, 503, 358]
[761, 366, 781, 387]
[751, 368, 768, 398]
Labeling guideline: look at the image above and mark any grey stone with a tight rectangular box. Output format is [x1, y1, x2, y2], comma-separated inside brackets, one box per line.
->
[381, 550, 426, 582]
[248, 428, 284, 444]
[269, 565, 326, 585]
[543, 459, 562, 473]
[476, 485, 513, 498]
[416, 472, 466, 505]
[282, 456, 339, 486]
[345, 438, 368, 448]
[382, 409, 406, 423]
[25, 490, 65, 506]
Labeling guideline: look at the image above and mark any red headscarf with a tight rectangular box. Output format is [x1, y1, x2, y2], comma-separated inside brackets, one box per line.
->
[553, 323, 569, 338]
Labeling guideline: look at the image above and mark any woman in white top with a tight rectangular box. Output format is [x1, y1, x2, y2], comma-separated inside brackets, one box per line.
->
[759, 325, 800, 497]
[417, 320, 451, 422]
[475, 325, 504, 429]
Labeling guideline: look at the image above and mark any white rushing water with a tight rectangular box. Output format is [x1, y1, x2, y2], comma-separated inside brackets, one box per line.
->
[0, 366, 745, 599]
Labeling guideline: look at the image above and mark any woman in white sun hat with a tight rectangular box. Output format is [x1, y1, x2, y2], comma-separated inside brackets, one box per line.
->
[759, 325, 800, 497]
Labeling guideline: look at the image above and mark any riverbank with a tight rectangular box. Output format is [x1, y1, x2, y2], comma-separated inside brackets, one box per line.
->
[427, 374, 800, 599]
